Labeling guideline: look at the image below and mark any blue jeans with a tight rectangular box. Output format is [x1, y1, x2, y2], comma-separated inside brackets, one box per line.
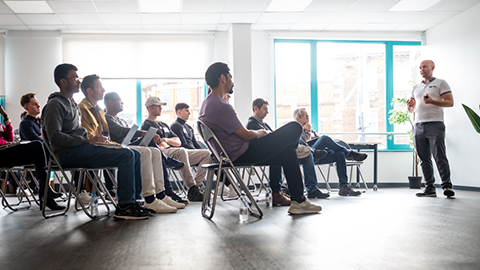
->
[58, 144, 142, 205]
[310, 136, 349, 187]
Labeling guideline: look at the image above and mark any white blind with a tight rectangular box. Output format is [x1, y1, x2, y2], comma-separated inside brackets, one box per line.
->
[0, 33, 4, 96]
[63, 34, 214, 79]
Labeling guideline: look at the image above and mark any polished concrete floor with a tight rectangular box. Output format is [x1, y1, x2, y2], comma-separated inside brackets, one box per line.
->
[1, 188, 479, 270]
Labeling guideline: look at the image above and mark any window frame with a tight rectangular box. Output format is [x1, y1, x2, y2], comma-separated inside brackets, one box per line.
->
[273, 39, 421, 151]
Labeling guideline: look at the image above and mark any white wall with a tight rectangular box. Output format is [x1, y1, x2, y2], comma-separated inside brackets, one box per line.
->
[5, 31, 62, 128]
[424, 3, 480, 188]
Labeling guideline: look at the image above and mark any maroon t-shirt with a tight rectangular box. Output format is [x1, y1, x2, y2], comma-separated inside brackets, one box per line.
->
[199, 94, 249, 161]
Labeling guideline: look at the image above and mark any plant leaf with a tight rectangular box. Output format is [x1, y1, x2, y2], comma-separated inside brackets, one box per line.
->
[462, 104, 480, 134]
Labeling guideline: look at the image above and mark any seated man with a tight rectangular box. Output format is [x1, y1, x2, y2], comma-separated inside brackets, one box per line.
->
[142, 97, 211, 202]
[199, 62, 322, 215]
[103, 91, 187, 207]
[170, 102, 205, 150]
[246, 98, 330, 201]
[42, 64, 150, 219]
[19, 93, 43, 142]
[293, 108, 365, 196]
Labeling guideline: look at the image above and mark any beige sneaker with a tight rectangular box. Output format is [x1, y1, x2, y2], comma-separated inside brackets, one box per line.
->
[296, 145, 312, 159]
[162, 196, 186, 209]
[288, 199, 322, 215]
[144, 199, 177, 213]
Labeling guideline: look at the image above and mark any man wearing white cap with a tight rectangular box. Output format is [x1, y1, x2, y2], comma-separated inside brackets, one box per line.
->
[142, 96, 211, 202]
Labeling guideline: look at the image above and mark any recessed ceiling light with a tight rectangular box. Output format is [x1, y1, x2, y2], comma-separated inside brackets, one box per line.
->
[140, 0, 182, 13]
[266, 0, 313, 12]
[388, 0, 441, 11]
[4, 1, 54, 13]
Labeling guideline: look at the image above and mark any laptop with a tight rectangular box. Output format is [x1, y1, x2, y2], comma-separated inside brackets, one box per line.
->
[139, 127, 158, 147]
[121, 124, 139, 146]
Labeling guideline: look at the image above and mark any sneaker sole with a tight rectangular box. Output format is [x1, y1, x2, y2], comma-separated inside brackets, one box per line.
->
[114, 214, 149, 220]
[288, 207, 322, 215]
[338, 193, 361, 196]
[416, 194, 437, 197]
[443, 190, 455, 197]
[308, 195, 330, 199]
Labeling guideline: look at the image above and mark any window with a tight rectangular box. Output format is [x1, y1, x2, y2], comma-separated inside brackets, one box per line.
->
[274, 39, 421, 150]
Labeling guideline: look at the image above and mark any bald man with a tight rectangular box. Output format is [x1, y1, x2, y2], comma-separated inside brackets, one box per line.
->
[406, 60, 454, 198]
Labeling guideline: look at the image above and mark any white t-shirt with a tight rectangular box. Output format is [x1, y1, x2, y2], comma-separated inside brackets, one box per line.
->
[411, 78, 452, 123]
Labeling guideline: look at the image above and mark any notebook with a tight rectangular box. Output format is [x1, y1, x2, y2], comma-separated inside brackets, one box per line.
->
[139, 127, 158, 147]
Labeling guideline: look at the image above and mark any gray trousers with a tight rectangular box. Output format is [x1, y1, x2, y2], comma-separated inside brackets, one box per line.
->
[413, 121, 452, 189]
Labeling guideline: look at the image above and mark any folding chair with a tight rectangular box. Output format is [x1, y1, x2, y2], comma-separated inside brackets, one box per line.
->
[41, 130, 116, 219]
[0, 166, 32, 211]
[197, 120, 263, 220]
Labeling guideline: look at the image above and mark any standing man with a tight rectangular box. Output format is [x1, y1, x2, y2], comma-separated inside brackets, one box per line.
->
[142, 97, 211, 202]
[42, 64, 150, 219]
[407, 60, 454, 198]
[246, 98, 330, 202]
[199, 62, 322, 215]
[170, 103, 205, 149]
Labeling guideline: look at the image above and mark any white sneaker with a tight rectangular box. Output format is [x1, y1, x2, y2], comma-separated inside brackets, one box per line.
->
[144, 199, 177, 213]
[227, 185, 238, 197]
[288, 199, 322, 215]
[217, 182, 230, 197]
[77, 190, 91, 205]
[16, 187, 33, 198]
[161, 196, 185, 209]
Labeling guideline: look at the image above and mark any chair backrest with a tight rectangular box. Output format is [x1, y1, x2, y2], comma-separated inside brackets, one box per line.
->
[197, 120, 232, 165]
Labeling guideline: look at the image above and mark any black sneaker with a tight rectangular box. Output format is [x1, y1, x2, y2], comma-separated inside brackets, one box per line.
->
[313, 149, 328, 160]
[137, 201, 156, 214]
[167, 191, 189, 204]
[307, 189, 330, 199]
[346, 151, 368, 161]
[114, 203, 150, 220]
[165, 157, 185, 170]
[338, 185, 361, 196]
[187, 185, 204, 201]
[443, 188, 455, 198]
[416, 187, 437, 197]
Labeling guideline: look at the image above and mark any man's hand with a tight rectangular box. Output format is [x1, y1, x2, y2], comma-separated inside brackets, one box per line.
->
[256, 129, 269, 138]
[153, 134, 161, 144]
[303, 123, 312, 130]
[406, 97, 416, 113]
[423, 94, 432, 104]
[89, 134, 108, 144]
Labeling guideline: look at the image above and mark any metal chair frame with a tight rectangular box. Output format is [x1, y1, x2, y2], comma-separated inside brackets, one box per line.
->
[0, 166, 32, 211]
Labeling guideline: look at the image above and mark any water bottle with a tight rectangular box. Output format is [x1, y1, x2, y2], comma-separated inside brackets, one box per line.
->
[90, 191, 99, 217]
[265, 185, 272, 208]
[239, 192, 249, 222]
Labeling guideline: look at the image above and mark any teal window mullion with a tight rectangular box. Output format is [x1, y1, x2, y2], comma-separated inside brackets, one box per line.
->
[385, 42, 394, 149]
[310, 41, 318, 131]
[136, 80, 142, 125]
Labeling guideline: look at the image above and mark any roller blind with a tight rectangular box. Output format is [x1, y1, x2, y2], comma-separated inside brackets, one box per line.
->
[63, 34, 214, 79]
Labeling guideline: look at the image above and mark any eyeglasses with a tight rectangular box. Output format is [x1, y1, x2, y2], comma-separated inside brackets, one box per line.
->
[301, 113, 309, 117]
[64, 77, 81, 82]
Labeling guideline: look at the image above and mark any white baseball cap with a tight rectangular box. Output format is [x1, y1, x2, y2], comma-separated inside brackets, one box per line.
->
[145, 96, 166, 107]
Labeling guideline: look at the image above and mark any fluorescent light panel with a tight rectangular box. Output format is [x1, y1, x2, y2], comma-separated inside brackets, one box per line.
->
[266, 0, 313, 12]
[140, 0, 182, 13]
[4, 1, 54, 13]
[388, 0, 441, 11]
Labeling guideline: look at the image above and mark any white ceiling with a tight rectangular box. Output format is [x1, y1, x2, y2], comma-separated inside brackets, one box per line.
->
[0, 0, 479, 33]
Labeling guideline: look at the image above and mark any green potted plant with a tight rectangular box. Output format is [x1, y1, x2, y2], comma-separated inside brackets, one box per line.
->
[462, 104, 480, 133]
[388, 97, 422, 189]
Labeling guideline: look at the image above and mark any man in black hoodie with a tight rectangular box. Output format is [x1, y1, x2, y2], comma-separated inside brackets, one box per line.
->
[41, 63, 150, 220]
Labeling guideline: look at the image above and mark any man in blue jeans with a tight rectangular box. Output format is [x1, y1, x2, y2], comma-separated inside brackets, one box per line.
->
[42, 63, 150, 220]
[246, 98, 330, 202]
[294, 108, 365, 196]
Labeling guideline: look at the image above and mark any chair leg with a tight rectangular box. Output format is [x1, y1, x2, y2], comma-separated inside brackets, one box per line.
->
[42, 166, 73, 219]
[202, 168, 219, 220]
[1, 170, 31, 211]
[316, 165, 332, 192]
[229, 168, 263, 219]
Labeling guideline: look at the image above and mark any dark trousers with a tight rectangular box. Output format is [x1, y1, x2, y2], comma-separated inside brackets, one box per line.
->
[0, 141, 47, 193]
[413, 121, 452, 189]
[235, 122, 306, 203]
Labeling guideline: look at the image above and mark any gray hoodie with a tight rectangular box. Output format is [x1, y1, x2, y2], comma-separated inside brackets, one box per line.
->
[41, 92, 89, 156]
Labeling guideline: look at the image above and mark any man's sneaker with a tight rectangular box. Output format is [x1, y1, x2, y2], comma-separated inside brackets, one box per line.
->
[307, 189, 330, 199]
[16, 187, 33, 198]
[416, 187, 437, 197]
[167, 191, 189, 204]
[272, 192, 291, 206]
[443, 188, 455, 198]
[144, 199, 177, 213]
[187, 185, 204, 201]
[313, 149, 328, 160]
[338, 185, 361, 196]
[165, 157, 185, 170]
[288, 199, 322, 215]
[114, 203, 150, 220]
[77, 190, 91, 205]
[226, 185, 238, 197]
[162, 196, 186, 209]
[296, 145, 312, 159]
[346, 151, 368, 161]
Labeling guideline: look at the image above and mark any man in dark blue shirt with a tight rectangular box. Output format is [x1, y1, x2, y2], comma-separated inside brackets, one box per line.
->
[19, 93, 43, 142]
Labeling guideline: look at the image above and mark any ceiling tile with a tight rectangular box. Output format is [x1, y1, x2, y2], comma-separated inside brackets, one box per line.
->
[375, 11, 422, 23]
[395, 23, 437, 31]
[333, 12, 381, 23]
[105, 24, 143, 31]
[257, 13, 302, 24]
[295, 12, 340, 24]
[100, 14, 141, 24]
[58, 14, 103, 24]
[0, 1, 13, 13]
[0, 14, 24, 25]
[429, 0, 480, 11]
[29, 25, 67, 30]
[223, 0, 270, 12]
[252, 23, 292, 30]
[219, 12, 261, 23]
[0, 25, 29, 30]
[180, 24, 217, 31]
[140, 14, 181, 24]
[359, 23, 402, 31]
[95, 1, 139, 14]
[289, 23, 328, 30]
[324, 23, 366, 31]
[4, 1, 54, 13]
[410, 11, 459, 23]
[181, 13, 221, 24]
[142, 24, 180, 31]
[305, 0, 357, 12]
[349, 0, 400, 12]
[17, 14, 64, 25]
[182, 0, 225, 13]
[47, 1, 97, 14]
[66, 24, 107, 31]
